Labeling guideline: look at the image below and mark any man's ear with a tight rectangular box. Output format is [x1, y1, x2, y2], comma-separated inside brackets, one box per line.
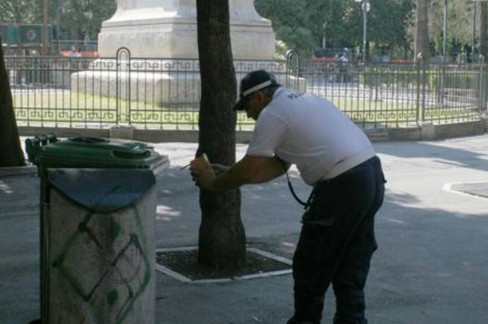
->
[255, 90, 267, 104]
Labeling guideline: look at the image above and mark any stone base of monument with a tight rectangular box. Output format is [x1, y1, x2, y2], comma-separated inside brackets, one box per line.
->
[97, 0, 276, 60]
[72, 71, 201, 106]
[78, 0, 301, 107]
[71, 59, 304, 106]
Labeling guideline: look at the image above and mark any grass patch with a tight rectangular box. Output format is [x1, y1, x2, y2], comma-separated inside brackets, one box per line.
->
[12, 91, 480, 127]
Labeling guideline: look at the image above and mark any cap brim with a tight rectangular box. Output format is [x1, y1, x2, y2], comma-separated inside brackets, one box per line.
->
[233, 96, 249, 111]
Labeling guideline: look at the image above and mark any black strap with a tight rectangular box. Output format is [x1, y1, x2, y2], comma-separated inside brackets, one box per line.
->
[278, 158, 309, 208]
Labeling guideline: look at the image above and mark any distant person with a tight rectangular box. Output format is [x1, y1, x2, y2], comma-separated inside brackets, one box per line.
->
[338, 54, 348, 64]
[337, 53, 349, 82]
[190, 70, 386, 324]
[457, 50, 467, 64]
[342, 48, 351, 61]
[68, 47, 81, 57]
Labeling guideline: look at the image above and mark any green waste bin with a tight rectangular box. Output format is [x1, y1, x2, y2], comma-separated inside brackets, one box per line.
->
[25, 135, 169, 324]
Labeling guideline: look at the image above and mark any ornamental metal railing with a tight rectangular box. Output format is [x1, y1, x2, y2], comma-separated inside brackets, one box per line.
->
[5, 49, 486, 131]
[295, 59, 486, 128]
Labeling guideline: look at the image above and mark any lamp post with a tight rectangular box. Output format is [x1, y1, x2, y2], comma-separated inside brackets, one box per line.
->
[355, 0, 371, 63]
[55, 0, 60, 54]
[442, 0, 448, 62]
[42, 0, 49, 55]
[472, 1, 477, 60]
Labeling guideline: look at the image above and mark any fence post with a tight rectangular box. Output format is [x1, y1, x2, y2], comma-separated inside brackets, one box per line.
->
[421, 57, 427, 123]
[416, 58, 421, 124]
[116, 47, 131, 125]
[374, 65, 380, 101]
[438, 61, 446, 107]
[479, 55, 486, 113]
[285, 50, 302, 91]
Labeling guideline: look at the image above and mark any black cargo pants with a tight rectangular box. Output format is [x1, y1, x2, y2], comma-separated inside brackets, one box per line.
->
[288, 156, 385, 324]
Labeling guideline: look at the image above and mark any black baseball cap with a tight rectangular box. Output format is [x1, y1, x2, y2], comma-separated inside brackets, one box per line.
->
[233, 70, 280, 111]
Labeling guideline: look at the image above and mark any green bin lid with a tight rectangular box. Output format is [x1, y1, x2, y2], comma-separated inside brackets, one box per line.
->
[36, 137, 164, 170]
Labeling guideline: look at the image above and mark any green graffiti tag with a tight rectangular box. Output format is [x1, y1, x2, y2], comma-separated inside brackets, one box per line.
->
[51, 205, 151, 324]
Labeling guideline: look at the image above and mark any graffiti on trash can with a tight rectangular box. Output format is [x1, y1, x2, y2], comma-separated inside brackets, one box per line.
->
[51, 206, 151, 323]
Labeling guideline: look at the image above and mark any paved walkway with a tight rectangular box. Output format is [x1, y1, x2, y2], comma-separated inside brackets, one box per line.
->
[1, 135, 487, 323]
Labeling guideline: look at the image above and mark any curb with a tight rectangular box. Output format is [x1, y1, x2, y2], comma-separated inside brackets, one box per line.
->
[0, 165, 37, 177]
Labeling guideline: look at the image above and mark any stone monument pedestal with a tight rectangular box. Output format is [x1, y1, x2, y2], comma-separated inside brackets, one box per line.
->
[72, 58, 297, 105]
[72, 0, 304, 106]
[98, 0, 275, 60]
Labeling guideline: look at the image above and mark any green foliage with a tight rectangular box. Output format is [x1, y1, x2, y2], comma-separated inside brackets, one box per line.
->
[0, 0, 116, 43]
[407, 0, 484, 59]
[256, 0, 479, 59]
[369, 0, 414, 51]
[60, 0, 116, 41]
[1, 0, 482, 60]
[255, 0, 415, 58]
[0, 0, 41, 23]
[273, 40, 289, 59]
[429, 0, 472, 45]
[254, 0, 317, 56]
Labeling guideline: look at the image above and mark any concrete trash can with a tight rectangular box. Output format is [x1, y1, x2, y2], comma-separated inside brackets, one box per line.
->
[25, 135, 169, 324]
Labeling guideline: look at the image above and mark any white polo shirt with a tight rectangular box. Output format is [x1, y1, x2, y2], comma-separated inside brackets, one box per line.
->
[247, 88, 375, 185]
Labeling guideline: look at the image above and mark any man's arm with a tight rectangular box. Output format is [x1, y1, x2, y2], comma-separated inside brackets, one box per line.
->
[190, 154, 289, 191]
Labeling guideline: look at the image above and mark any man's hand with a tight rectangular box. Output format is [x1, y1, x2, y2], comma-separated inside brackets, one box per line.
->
[189, 154, 287, 191]
[189, 155, 216, 190]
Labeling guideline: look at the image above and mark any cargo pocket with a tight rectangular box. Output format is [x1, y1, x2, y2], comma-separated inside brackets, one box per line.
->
[301, 182, 336, 227]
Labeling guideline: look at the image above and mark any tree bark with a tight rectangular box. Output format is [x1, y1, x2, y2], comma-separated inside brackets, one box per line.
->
[196, 0, 246, 270]
[0, 36, 25, 167]
[415, 0, 430, 63]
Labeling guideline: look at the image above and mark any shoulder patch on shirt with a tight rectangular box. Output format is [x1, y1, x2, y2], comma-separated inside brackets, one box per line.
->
[286, 92, 304, 100]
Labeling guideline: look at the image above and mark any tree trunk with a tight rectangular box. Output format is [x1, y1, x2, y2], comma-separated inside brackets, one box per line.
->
[480, 2, 488, 60]
[196, 0, 246, 270]
[0, 36, 25, 167]
[415, 0, 430, 63]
